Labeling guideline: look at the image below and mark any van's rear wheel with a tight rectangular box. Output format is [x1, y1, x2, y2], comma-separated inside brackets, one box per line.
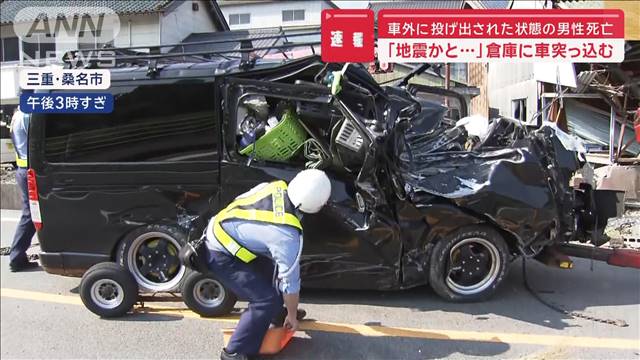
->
[116, 225, 188, 293]
[429, 226, 509, 302]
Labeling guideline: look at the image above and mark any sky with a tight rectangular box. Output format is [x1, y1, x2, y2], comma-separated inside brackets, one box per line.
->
[332, 1, 370, 9]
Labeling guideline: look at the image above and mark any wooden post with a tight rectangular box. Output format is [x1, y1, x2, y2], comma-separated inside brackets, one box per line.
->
[445, 63, 450, 107]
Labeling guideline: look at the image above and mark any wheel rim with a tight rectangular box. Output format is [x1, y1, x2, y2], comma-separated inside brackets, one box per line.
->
[90, 279, 124, 309]
[128, 232, 186, 292]
[193, 278, 225, 307]
[445, 237, 501, 295]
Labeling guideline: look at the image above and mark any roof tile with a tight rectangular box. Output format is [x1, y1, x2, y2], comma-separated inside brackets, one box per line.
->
[1, 0, 173, 24]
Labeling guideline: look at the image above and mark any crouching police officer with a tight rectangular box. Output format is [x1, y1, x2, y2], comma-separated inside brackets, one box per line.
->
[205, 169, 331, 360]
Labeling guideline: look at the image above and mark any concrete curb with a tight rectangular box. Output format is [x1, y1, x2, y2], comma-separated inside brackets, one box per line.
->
[1, 183, 21, 210]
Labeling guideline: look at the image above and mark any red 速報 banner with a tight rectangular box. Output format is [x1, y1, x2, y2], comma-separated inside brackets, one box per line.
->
[321, 9, 375, 62]
[377, 9, 625, 63]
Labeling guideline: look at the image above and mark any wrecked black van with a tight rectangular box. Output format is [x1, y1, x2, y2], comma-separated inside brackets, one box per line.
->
[28, 54, 609, 315]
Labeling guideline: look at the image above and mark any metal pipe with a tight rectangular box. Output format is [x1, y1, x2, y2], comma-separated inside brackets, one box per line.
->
[558, 243, 640, 269]
[558, 243, 611, 262]
[609, 106, 616, 164]
[63, 42, 320, 63]
[64, 42, 321, 64]
[538, 81, 544, 126]
[158, 13, 163, 48]
[72, 31, 322, 54]
[615, 92, 629, 161]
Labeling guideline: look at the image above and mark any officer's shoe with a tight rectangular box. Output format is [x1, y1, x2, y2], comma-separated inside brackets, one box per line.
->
[220, 348, 248, 360]
[9, 260, 39, 272]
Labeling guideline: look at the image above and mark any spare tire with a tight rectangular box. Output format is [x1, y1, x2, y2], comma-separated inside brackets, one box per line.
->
[116, 225, 188, 293]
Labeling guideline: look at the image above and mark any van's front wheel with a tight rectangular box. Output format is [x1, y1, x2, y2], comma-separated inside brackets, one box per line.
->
[116, 225, 188, 293]
[429, 226, 509, 302]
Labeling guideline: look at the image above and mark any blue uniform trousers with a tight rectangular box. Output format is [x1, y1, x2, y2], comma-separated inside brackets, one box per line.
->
[207, 250, 283, 355]
[9, 167, 36, 265]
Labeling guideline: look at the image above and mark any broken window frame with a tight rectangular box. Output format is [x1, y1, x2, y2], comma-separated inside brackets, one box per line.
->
[512, 98, 527, 122]
[223, 77, 374, 169]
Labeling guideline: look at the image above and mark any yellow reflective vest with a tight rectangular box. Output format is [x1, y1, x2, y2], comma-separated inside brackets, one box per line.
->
[213, 180, 302, 263]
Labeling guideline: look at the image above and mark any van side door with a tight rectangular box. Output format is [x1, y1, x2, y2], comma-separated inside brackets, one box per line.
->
[29, 80, 221, 270]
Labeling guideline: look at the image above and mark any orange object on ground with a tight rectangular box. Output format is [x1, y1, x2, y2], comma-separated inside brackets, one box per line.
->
[222, 327, 295, 355]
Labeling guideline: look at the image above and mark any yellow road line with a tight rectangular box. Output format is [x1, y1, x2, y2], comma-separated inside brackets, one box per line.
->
[1, 288, 83, 306]
[2, 287, 639, 350]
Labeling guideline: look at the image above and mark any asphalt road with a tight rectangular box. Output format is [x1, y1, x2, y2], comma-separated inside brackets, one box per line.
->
[1, 209, 639, 359]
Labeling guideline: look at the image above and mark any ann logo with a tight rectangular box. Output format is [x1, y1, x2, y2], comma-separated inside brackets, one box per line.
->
[14, 6, 120, 47]
[25, 13, 106, 40]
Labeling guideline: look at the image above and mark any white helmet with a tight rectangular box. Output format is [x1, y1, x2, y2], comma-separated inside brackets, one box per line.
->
[287, 169, 331, 214]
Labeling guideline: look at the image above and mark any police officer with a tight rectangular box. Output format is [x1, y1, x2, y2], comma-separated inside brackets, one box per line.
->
[205, 169, 331, 360]
[8, 107, 38, 272]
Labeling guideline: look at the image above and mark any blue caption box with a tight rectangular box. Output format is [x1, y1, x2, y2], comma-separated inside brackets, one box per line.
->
[20, 93, 114, 113]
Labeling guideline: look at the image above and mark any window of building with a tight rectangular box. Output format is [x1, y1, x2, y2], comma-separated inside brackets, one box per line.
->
[229, 13, 250, 25]
[450, 63, 468, 84]
[77, 29, 113, 50]
[282, 9, 305, 22]
[1, 37, 20, 62]
[428, 63, 468, 85]
[512, 98, 527, 121]
[22, 35, 56, 61]
[44, 83, 218, 163]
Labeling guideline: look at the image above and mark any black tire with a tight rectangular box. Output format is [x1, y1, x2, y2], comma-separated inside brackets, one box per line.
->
[429, 226, 509, 302]
[116, 224, 189, 293]
[79, 262, 139, 318]
[182, 271, 237, 317]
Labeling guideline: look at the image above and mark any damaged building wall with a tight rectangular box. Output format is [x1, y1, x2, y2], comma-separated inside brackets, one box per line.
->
[565, 99, 640, 156]
[487, 63, 539, 121]
[488, 63, 578, 123]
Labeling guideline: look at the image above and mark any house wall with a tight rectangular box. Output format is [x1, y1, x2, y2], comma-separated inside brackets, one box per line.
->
[468, 62, 488, 117]
[161, 0, 218, 46]
[1, 0, 220, 104]
[45, 13, 124, 55]
[0, 65, 20, 103]
[0, 24, 15, 38]
[510, 0, 550, 9]
[113, 14, 161, 49]
[2, 1, 219, 59]
[221, 1, 332, 30]
[487, 63, 538, 121]
[1, 14, 160, 62]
